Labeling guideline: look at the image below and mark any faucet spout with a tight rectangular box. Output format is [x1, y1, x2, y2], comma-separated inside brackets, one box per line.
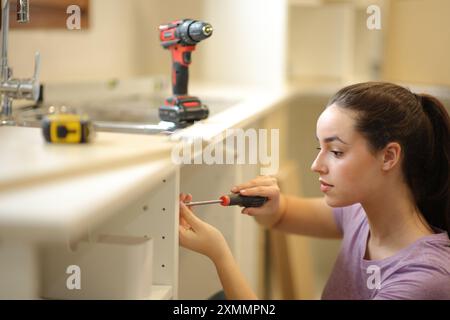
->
[0, 0, 41, 124]
[17, 0, 30, 23]
[1, 0, 10, 78]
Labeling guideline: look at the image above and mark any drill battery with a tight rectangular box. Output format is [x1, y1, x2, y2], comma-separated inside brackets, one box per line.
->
[42, 113, 94, 144]
[159, 95, 209, 124]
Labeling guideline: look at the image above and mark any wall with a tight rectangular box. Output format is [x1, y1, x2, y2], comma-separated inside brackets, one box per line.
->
[8, 0, 287, 89]
[8, 0, 207, 84]
[287, 0, 388, 84]
[202, 0, 287, 88]
[288, 3, 355, 82]
[9, 0, 450, 87]
[383, 0, 450, 87]
[9, 0, 140, 83]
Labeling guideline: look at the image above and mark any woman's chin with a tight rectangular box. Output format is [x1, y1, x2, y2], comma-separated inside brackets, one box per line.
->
[324, 194, 355, 208]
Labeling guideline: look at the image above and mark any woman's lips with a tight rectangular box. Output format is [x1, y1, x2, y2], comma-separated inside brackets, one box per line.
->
[319, 179, 334, 192]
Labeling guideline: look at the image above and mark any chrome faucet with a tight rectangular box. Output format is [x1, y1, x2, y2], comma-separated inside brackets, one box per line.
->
[1, 0, 40, 125]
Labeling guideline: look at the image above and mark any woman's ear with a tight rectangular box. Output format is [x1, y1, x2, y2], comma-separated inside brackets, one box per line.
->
[381, 142, 402, 171]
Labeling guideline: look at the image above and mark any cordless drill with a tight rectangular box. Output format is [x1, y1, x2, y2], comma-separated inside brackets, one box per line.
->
[158, 19, 213, 124]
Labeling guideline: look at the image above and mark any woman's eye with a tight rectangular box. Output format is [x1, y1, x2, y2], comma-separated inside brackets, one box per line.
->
[316, 147, 343, 158]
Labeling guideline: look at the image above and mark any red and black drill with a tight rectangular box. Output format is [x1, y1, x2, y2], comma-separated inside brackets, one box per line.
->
[158, 19, 213, 124]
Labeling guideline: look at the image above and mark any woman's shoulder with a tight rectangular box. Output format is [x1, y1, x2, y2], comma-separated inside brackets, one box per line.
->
[375, 270, 450, 300]
[379, 233, 450, 299]
[377, 256, 450, 299]
[385, 232, 450, 271]
[408, 233, 450, 271]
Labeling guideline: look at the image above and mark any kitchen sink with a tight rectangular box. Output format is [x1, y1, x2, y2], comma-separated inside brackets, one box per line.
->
[13, 95, 240, 135]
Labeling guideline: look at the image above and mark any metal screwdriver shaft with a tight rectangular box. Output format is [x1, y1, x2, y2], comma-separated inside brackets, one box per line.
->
[184, 199, 223, 206]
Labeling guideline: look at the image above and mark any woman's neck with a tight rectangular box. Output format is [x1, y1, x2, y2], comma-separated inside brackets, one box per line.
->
[361, 182, 434, 258]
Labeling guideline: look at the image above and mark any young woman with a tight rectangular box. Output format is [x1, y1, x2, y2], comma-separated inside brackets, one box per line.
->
[178, 82, 450, 300]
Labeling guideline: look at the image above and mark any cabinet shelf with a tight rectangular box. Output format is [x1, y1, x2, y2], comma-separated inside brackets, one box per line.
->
[147, 285, 173, 300]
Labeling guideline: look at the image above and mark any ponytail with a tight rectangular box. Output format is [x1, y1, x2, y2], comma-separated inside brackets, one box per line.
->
[415, 94, 450, 235]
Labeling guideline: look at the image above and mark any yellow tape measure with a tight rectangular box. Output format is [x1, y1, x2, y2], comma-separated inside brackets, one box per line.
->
[42, 114, 94, 144]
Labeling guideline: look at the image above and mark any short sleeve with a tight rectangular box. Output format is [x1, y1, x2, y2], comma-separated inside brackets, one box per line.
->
[372, 268, 450, 300]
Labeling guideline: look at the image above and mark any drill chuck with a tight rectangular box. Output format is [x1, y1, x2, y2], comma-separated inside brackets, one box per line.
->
[160, 19, 213, 47]
[178, 20, 213, 44]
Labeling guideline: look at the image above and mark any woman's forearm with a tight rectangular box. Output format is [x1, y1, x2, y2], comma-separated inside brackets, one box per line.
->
[255, 194, 341, 238]
[212, 248, 258, 300]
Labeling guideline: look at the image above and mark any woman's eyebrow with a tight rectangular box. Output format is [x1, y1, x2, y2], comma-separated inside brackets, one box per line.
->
[315, 135, 349, 145]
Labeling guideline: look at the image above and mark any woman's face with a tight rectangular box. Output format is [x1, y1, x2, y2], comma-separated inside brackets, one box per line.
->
[311, 104, 383, 207]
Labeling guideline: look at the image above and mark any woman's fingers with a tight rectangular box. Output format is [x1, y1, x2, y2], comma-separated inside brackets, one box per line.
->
[186, 193, 193, 209]
[179, 193, 192, 228]
[239, 185, 279, 198]
[233, 176, 273, 190]
[242, 207, 266, 216]
[179, 202, 202, 229]
[180, 193, 188, 202]
[231, 176, 277, 193]
[180, 193, 194, 208]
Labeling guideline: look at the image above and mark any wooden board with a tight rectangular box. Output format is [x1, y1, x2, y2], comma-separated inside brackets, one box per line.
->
[0, 126, 174, 191]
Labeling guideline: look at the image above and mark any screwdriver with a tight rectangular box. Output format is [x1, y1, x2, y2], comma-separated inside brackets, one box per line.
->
[184, 194, 268, 208]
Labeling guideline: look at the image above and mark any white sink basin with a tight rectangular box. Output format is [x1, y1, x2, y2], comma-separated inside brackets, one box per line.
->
[14, 95, 241, 135]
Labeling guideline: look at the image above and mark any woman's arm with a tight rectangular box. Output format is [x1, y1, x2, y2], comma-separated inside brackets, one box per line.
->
[272, 195, 341, 238]
[179, 195, 257, 299]
[213, 246, 258, 300]
[232, 176, 342, 239]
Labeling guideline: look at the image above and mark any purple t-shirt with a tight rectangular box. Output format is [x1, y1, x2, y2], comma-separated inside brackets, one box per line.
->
[322, 203, 450, 300]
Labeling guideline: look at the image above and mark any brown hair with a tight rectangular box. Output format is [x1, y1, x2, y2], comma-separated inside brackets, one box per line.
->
[328, 82, 450, 236]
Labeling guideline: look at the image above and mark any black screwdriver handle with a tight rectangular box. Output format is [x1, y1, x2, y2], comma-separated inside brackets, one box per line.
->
[224, 194, 268, 208]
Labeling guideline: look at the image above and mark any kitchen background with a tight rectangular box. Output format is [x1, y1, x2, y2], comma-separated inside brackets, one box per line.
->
[6, 0, 450, 299]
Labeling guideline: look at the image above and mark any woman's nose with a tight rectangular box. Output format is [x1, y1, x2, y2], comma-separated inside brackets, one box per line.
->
[311, 153, 328, 174]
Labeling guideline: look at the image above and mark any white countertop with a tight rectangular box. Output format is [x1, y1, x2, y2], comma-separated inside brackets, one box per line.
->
[0, 127, 175, 191]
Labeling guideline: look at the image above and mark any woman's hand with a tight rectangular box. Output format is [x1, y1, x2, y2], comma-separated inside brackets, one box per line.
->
[179, 193, 231, 263]
[179, 193, 258, 300]
[231, 175, 286, 227]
